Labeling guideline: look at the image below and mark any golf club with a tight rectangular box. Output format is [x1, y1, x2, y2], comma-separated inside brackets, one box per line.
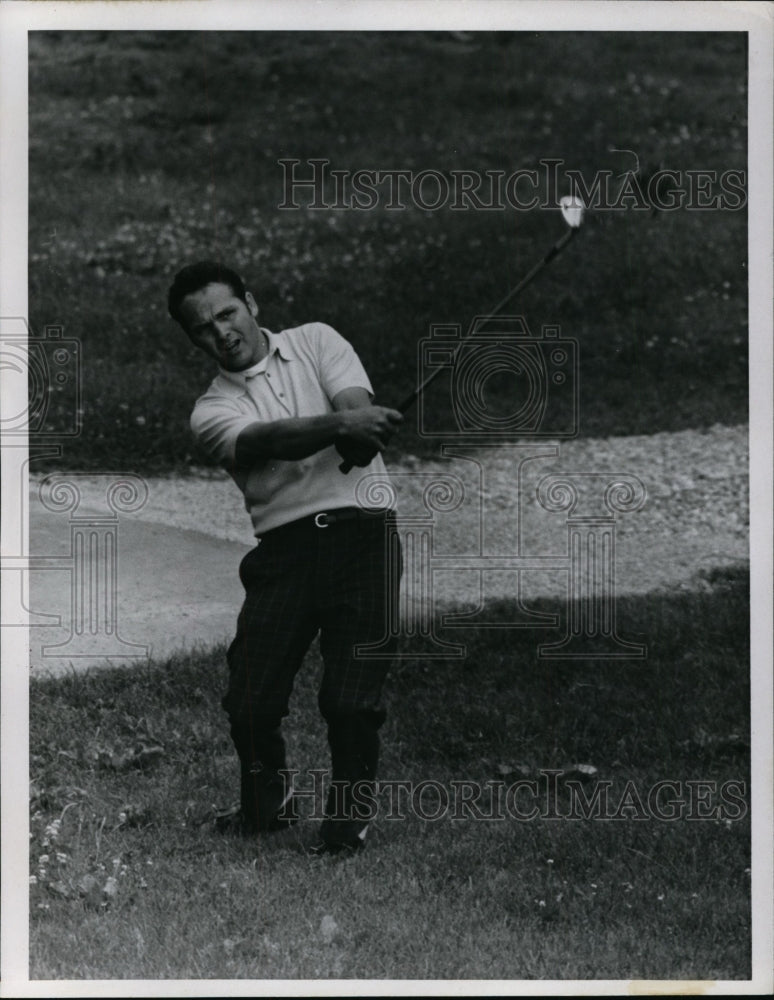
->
[339, 195, 586, 473]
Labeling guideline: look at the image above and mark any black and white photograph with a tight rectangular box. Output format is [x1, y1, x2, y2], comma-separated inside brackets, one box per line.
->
[1, 0, 772, 994]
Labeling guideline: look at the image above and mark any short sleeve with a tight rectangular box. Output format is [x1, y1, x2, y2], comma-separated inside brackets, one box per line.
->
[313, 324, 374, 401]
[190, 396, 255, 467]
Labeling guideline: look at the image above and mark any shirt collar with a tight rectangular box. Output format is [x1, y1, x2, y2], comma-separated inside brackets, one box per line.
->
[217, 329, 291, 386]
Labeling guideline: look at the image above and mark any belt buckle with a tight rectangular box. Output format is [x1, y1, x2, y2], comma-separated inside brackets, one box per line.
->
[314, 512, 330, 528]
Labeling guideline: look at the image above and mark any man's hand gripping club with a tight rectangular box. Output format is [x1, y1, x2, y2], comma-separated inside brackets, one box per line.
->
[335, 405, 403, 469]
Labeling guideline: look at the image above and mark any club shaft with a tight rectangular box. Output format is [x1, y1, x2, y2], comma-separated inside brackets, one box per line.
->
[339, 223, 578, 472]
[398, 225, 577, 414]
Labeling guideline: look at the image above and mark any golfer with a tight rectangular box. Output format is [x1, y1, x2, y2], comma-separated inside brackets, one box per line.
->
[168, 261, 403, 853]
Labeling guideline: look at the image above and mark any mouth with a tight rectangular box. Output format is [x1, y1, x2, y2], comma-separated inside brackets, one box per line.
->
[222, 340, 242, 356]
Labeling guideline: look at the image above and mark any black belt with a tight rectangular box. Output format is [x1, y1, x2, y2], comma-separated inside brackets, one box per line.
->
[313, 507, 393, 528]
[262, 507, 393, 536]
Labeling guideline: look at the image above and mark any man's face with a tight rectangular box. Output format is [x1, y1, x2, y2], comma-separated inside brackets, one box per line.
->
[180, 282, 266, 371]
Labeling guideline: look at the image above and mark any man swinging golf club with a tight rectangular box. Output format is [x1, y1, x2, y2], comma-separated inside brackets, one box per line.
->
[168, 198, 583, 853]
[168, 261, 403, 854]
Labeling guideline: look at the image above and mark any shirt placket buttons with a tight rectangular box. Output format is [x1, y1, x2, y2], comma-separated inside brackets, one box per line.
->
[266, 371, 287, 404]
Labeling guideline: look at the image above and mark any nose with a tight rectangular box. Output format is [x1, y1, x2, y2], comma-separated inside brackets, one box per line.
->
[214, 321, 231, 342]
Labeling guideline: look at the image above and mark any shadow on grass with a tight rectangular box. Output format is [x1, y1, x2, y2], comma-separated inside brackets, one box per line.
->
[29, 567, 750, 979]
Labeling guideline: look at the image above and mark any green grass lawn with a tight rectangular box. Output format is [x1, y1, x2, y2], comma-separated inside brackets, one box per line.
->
[29, 570, 750, 980]
[28, 31, 747, 471]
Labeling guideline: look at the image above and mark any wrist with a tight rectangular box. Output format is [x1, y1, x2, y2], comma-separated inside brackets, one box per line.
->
[335, 410, 352, 439]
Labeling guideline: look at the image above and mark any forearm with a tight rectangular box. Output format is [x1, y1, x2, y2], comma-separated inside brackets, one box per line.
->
[235, 400, 403, 467]
[235, 414, 346, 465]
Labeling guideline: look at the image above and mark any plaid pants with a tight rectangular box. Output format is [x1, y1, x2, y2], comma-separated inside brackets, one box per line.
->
[223, 510, 401, 826]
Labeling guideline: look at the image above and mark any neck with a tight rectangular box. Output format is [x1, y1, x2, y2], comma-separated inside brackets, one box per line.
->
[255, 327, 268, 362]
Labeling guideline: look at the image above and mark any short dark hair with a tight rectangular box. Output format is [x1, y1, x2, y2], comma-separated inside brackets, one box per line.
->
[167, 261, 248, 328]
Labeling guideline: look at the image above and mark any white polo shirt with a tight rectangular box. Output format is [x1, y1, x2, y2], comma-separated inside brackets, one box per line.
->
[190, 323, 393, 536]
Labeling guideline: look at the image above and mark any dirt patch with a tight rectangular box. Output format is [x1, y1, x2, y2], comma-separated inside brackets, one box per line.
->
[31, 422, 749, 603]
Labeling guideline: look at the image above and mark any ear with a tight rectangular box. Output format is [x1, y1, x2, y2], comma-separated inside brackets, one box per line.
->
[245, 291, 259, 319]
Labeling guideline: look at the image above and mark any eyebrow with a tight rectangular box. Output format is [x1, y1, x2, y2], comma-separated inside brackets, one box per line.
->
[190, 306, 235, 335]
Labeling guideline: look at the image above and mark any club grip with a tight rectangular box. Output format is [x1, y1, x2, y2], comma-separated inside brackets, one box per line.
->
[339, 390, 419, 473]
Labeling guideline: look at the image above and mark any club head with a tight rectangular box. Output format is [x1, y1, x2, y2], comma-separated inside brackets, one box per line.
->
[560, 195, 585, 229]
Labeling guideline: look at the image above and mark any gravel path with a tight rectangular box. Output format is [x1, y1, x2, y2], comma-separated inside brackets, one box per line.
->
[33, 423, 748, 601]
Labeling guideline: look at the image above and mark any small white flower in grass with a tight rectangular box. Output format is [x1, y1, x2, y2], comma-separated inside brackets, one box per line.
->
[657, 893, 665, 901]
[546, 858, 554, 865]
[43, 820, 60, 845]
[38, 854, 50, 864]
[56, 852, 68, 864]
[320, 915, 338, 944]
[29, 876, 37, 885]
[538, 900, 546, 907]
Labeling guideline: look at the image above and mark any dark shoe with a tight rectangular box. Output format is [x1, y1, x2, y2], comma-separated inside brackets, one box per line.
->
[315, 816, 369, 855]
[241, 760, 299, 832]
[261, 786, 299, 832]
[309, 829, 367, 858]
[213, 789, 298, 837]
[318, 774, 375, 852]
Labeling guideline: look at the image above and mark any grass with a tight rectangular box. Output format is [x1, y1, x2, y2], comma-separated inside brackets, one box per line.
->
[27, 30, 748, 472]
[29, 568, 750, 980]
